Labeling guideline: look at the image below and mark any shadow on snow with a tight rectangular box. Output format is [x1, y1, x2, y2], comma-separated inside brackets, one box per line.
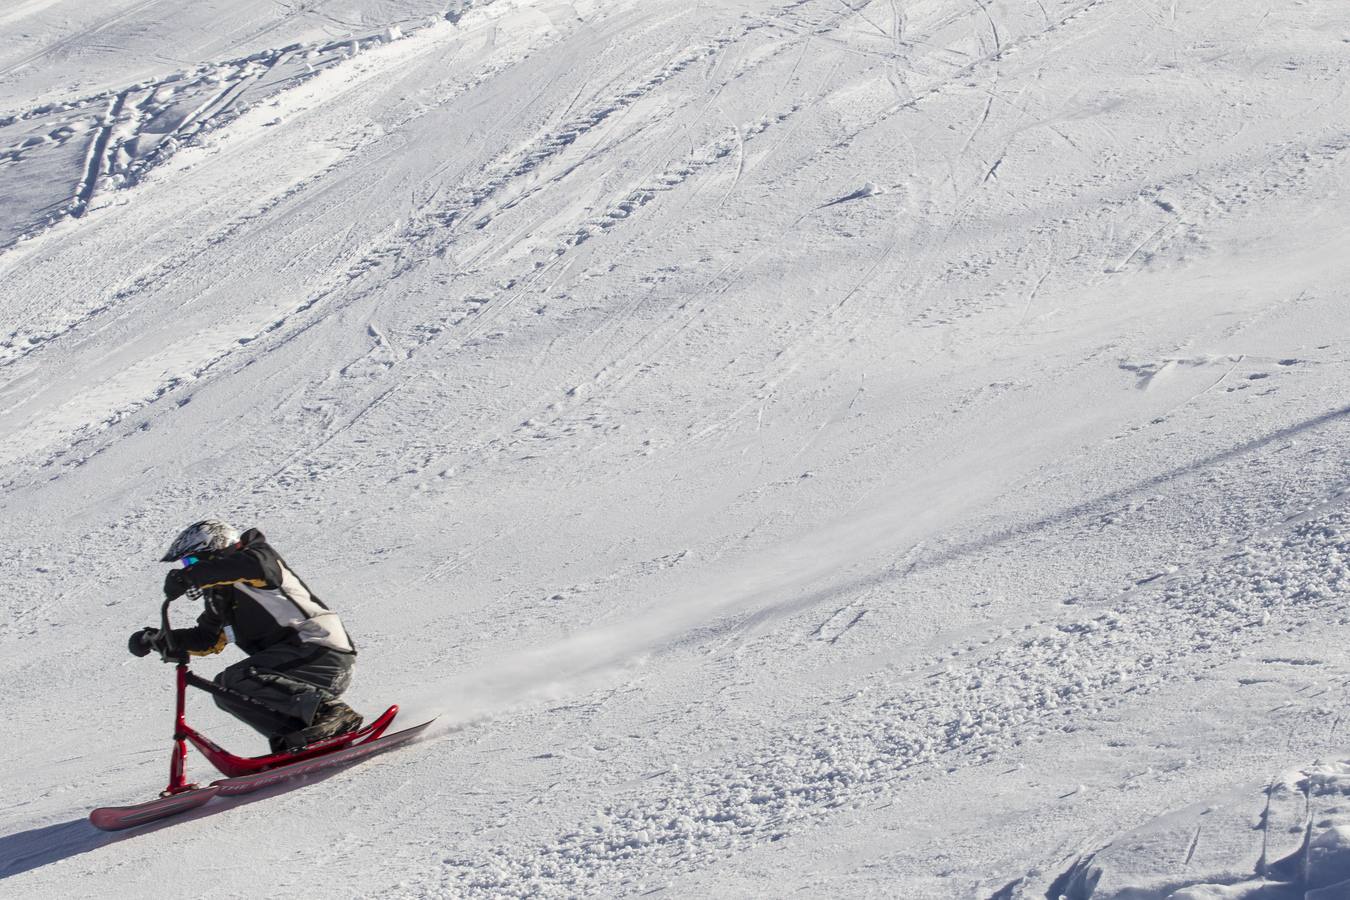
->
[0, 765, 354, 880]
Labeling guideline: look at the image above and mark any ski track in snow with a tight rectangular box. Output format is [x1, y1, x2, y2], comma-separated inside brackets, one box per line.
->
[0, 1, 811, 475]
[0, 0, 943, 484]
[0, 22, 429, 369]
[0, 25, 404, 247]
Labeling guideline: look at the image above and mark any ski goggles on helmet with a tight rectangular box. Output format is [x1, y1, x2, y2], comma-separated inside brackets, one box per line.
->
[179, 555, 202, 568]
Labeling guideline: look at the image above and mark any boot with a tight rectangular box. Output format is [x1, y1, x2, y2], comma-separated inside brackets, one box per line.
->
[277, 700, 363, 751]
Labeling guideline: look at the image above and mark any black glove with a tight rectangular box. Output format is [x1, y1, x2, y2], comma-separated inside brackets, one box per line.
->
[128, 627, 164, 658]
[163, 569, 191, 600]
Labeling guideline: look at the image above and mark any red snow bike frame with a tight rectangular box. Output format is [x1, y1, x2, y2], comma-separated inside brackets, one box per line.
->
[156, 596, 397, 797]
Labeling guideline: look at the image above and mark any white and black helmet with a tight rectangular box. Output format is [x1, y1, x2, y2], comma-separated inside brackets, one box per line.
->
[161, 519, 240, 562]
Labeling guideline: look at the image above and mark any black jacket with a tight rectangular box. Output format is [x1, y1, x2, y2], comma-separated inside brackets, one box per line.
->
[171, 529, 355, 656]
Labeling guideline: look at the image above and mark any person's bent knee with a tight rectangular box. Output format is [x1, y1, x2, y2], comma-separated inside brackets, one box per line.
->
[213, 669, 247, 710]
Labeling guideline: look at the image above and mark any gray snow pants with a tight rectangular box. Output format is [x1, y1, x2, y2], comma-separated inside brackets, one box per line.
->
[213, 643, 355, 739]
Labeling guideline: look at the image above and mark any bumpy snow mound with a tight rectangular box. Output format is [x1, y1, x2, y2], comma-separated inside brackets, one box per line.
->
[1047, 759, 1350, 900]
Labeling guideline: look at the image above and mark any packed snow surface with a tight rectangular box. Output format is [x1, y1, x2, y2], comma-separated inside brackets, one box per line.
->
[1, 0, 1348, 897]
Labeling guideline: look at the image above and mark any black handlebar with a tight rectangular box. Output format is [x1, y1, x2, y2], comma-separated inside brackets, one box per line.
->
[158, 595, 188, 663]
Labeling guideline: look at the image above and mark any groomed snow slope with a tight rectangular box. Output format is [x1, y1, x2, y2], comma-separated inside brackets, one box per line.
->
[1, 1, 1348, 897]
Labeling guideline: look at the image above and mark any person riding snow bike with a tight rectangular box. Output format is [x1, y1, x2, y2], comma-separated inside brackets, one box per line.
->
[128, 519, 363, 753]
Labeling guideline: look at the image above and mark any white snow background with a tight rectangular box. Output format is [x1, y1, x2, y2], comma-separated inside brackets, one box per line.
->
[1, 0, 1349, 897]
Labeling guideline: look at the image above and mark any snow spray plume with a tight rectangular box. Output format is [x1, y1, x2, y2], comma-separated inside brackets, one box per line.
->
[395, 450, 1018, 740]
